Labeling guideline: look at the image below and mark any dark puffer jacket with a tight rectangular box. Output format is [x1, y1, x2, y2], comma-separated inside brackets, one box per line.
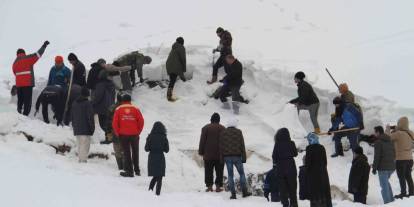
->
[290, 80, 319, 106]
[199, 123, 226, 161]
[71, 96, 95, 136]
[272, 128, 298, 176]
[225, 59, 243, 87]
[145, 122, 170, 177]
[348, 154, 370, 195]
[373, 134, 396, 171]
[219, 127, 247, 162]
[92, 71, 115, 115]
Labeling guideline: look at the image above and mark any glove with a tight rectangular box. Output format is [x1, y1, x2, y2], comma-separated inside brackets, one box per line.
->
[43, 41, 50, 47]
[264, 192, 270, 202]
[372, 169, 377, 175]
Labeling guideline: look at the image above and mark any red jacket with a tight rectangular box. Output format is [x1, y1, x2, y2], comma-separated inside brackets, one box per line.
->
[12, 45, 46, 87]
[112, 102, 144, 137]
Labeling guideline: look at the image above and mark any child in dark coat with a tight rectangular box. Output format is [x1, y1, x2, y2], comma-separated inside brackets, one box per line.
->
[263, 168, 281, 202]
[145, 122, 170, 196]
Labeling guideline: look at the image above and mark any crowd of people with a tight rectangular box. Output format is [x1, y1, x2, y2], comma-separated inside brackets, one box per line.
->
[10, 27, 414, 204]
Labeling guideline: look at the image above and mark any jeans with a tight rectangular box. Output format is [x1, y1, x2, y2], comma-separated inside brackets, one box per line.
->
[396, 160, 414, 195]
[224, 156, 247, 193]
[378, 170, 395, 204]
[297, 103, 320, 129]
[333, 131, 359, 154]
[17, 86, 33, 116]
[204, 160, 224, 187]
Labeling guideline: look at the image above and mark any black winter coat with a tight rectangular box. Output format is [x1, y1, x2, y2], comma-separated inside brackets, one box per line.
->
[272, 129, 298, 176]
[299, 166, 308, 200]
[290, 80, 319, 106]
[305, 144, 332, 205]
[86, 63, 103, 90]
[72, 60, 86, 86]
[145, 122, 170, 177]
[348, 154, 370, 195]
[92, 79, 115, 115]
[71, 97, 95, 136]
[225, 59, 243, 87]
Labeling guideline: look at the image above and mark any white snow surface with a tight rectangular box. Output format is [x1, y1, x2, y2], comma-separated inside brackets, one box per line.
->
[0, 0, 414, 206]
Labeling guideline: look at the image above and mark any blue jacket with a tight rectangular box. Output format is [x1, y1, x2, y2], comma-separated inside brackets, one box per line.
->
[47, 65, 71, 87]
[331, 103, 362, 130]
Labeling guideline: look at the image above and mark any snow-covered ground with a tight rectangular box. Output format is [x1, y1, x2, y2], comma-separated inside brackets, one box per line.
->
[1, 0, 414, 206]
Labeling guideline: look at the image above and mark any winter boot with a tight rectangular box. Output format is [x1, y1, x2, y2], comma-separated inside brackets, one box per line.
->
[232, 101, 240, 115]
[135, 169, 141, 176]
[242, 189, 252, 198]
[206, 186, 213, 192]
[115, 157, 124, 171]
[394, 194, 408, 199]
[314, 127, 321, 134]
[167, 88, 177, 102]
[230, 192, 237, 200]
[207, 75, 218, 84]
[222, 102, 231, 110]
[215, 186, 223, 193]
[120, 171, 134, 177]
[331, 144, 344, 158]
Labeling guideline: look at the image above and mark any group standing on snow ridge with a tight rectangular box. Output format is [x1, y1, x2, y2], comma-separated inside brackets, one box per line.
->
[9, 26, 414, 203]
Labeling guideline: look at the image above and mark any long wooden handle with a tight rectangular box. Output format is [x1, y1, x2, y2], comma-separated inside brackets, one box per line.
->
[319, 127, 361, 136]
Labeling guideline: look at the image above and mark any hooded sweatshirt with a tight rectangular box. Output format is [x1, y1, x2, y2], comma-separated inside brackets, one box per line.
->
[387, 117, 414, 161]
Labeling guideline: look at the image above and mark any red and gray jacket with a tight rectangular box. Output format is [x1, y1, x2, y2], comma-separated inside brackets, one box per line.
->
[112, 102, 144, 137]
[12, 45, 46, 87]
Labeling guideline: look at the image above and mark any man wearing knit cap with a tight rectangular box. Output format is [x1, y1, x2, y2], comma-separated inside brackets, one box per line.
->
[47, 56, 71, 88]
[199, 113, 226, 192]
[289, 71, 321, 134]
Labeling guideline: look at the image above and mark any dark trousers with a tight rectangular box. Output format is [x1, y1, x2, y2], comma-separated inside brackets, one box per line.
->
[149, 176, 163, 195]
[17, 86, 33, 116]
[396, 160, 414, 195]
[212, 55, 229, 76]
[353, 193, 367, 204]
[98, 113, 108, 132]
[204, 160, 224, 187]
[120, 136, 140, 174]
[333, 130, 360, 154]
[168, 74, 177, 89]
[219, 85, 241, 103]
[279, 174, 298, 207]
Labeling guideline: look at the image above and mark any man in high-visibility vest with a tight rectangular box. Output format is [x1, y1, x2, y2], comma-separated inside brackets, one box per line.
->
[12, 41, 49, 115]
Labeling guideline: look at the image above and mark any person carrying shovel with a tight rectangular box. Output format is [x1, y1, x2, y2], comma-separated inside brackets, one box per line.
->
[327, 96, 363, 158]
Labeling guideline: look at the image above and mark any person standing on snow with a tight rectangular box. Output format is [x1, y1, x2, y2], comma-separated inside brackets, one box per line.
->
[112, 94, 144, 177]
[71, 87, 95, 163]
[219, 117, 251, 199]
[165, 37, 186, 102]
[199, 113, 226, 192]
[87, 58, 107, 91]
[348, 146, 370, 204]
[305, 133, 332, 207]
[386, 117, 414, 199]
[12, 41, 49, 116]
[68, 53, 86, 87]
[207, 27, 232, 84]
[107, 93, 125, 170]
[92, 70, 116, 144]
[329, 97, 363, 157]
[35, 85, 66, 125]
[219, 55, 243, 114]
[289, 71, 320, 134]
[47, 56, 71, 88]
[372, 126, 396, 204]
[272, 128, 298, 207]
[145, 121, 169, 196]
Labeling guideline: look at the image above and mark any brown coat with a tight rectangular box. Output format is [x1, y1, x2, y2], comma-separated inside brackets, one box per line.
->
[387, 117, 414, 161]
[219, 127, 247, 162]
[198, 123, 225, 160]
